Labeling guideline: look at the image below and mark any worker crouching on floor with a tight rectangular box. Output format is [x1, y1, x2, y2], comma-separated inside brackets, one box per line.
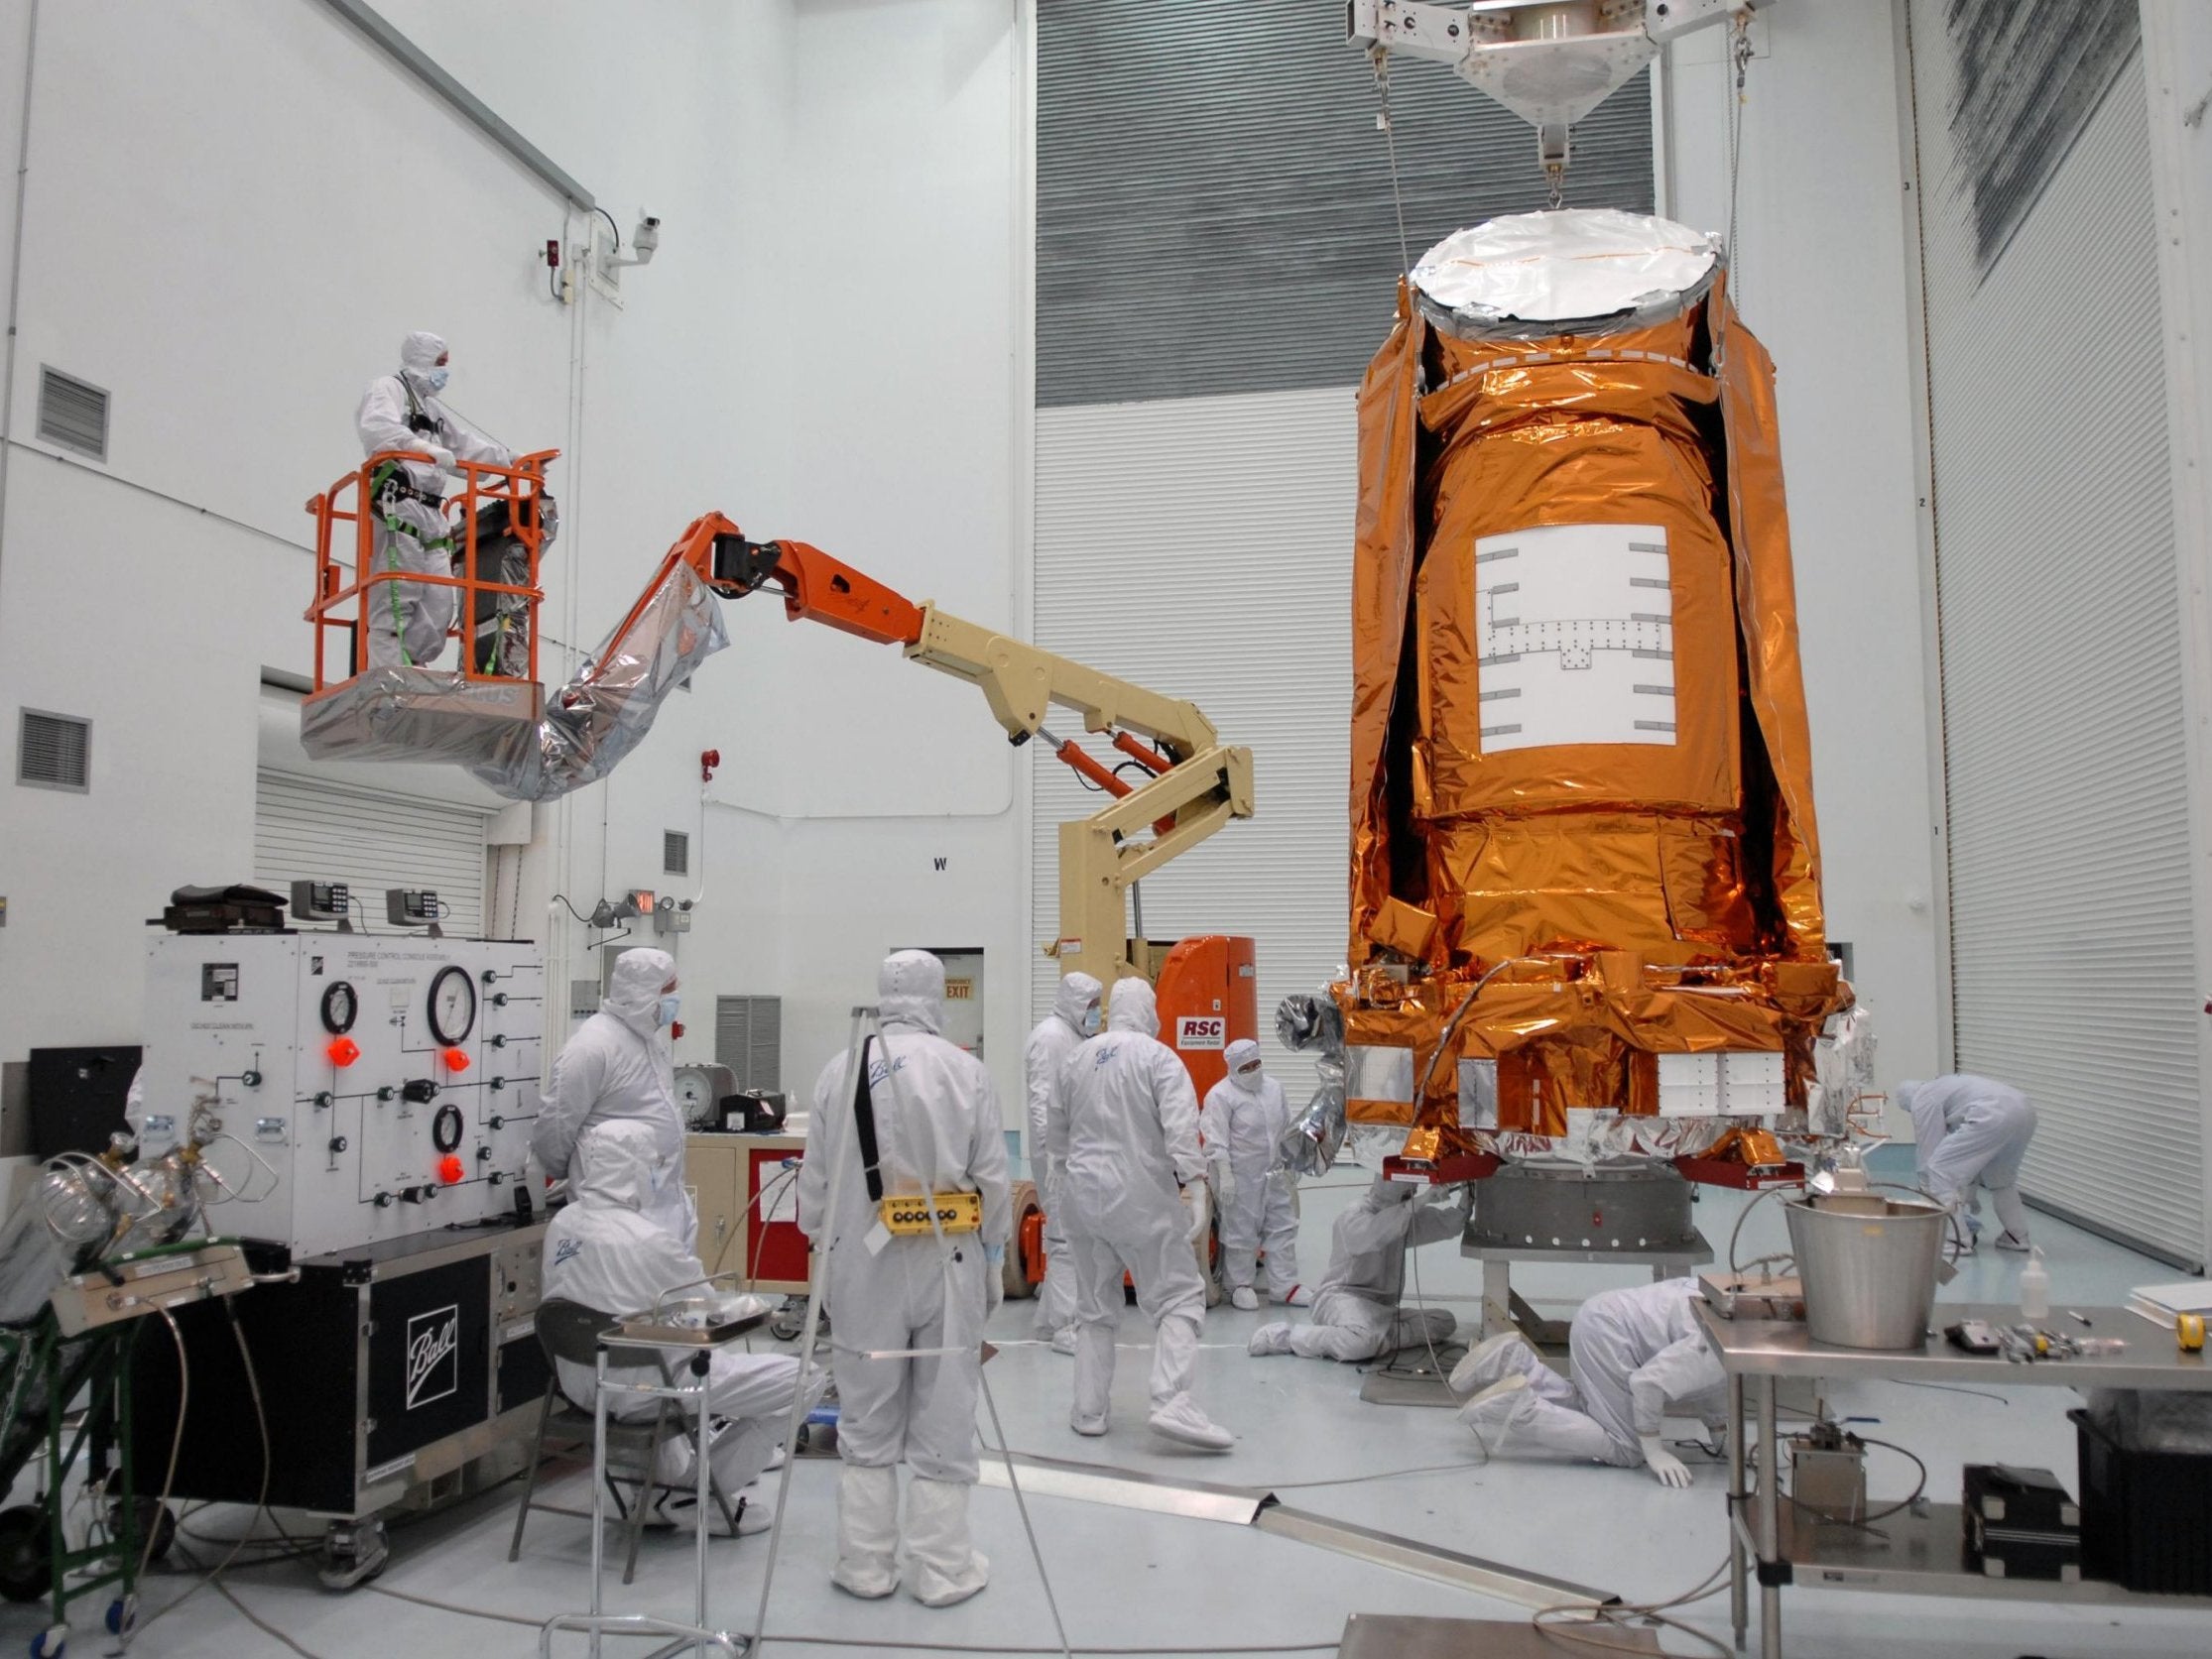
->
[542, 1121, 823, 1520]
[1248, 1175, 1465, 1362]
[798, 951, 1011, 1608]
[1450, 1277, 1727, 1488]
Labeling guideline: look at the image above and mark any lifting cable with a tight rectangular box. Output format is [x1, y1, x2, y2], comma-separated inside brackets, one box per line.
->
[1369, 45, 1415, 280]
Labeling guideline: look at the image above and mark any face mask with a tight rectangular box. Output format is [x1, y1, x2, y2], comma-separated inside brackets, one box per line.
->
[1080, 1005, 1102, 1036]
[1237, 1065, 1263, 1084]
[421, 366, 450, 394]
[656, 994, 680, 1028]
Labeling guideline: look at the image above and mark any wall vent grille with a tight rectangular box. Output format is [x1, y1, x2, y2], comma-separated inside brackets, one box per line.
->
[37, 368, 108, 460]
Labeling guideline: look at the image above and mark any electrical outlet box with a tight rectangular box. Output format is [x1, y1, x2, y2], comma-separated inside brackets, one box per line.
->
[584, 223, 624, 308]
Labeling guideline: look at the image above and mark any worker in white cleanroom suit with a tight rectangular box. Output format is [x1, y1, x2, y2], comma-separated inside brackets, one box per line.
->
[1247, 1176, 1464, 1362]
[798, 951, 1011, 1608]
[1199, 1038, 1302, 1311]
[356, 330, 515, 668]
[1024, 972, 1103, 1355]
[1449, 1277, 1727, 1488]
[543, 1122, 820, 1518]
[1049, 977, 1232, 1450]
[535, 948, 693, 1246]
[1900, 1075, 2037, 1251]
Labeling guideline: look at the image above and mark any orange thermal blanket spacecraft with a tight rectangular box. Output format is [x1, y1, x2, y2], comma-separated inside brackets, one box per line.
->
[1331, 207, 1847, 1176]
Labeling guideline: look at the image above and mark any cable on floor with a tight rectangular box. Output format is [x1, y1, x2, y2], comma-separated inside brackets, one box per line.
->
[1530, 1553, 1733, 1659]
[211, 1575, 326, 1659]
[130, 1300, 300, 1642]
[1264, 1459, 1484, 1490]
[1883, 1376, 2011, 1406]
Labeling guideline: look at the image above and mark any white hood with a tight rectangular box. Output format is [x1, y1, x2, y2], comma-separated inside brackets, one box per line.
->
[1052, 971, 1104, 1035]
[879, 949, 945, 1035]
[602, 947, 676, 1039]
[1105, 977, 1159, 1037]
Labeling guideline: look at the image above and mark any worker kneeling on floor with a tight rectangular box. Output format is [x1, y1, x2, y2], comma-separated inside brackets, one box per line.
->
[799, 950, 1012, 1607]
[543, 1121, 823, 1519]
[1248, 1176, 1463, 1363]
[1450, 1277, 1728, 1488]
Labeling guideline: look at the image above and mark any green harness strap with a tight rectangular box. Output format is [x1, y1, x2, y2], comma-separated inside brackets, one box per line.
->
[371, 460, 454, 668]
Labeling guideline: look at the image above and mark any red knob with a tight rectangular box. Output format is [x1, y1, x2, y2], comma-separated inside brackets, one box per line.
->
[670, 1020, 685, 1040]
[437, 1155, 464, 1186]
[441, 1046, 471, 1073]
[326, 1036, 361, 1067]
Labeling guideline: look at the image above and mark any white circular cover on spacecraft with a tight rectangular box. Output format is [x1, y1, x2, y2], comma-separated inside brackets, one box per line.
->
[1413, 208, 1722, 330]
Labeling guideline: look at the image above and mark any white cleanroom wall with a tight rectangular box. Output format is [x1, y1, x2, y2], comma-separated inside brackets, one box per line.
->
[0, 0, 1039, 1203]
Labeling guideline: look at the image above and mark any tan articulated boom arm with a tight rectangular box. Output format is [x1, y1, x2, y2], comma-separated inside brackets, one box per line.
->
[904, 606, 1220, 760]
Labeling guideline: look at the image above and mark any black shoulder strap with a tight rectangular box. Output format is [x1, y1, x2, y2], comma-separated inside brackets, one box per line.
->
[851, 1035, 885, 1204]
[397, 373, 439, 435]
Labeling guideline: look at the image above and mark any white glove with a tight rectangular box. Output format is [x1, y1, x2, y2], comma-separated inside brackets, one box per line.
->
[984, 1244, 1006, 1316]
[1184, 1180, 1211, 1245]
[428, 444, 456, 475]
[1214, 1168, 1238, 1212]
[1640, 1434, 1692, 1489]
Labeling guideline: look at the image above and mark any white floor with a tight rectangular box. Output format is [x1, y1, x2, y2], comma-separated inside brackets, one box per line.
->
[8, 1154, 2210, 1659]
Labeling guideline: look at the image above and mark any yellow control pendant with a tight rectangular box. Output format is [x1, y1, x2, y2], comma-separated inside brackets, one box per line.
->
[879, 1191, 983, 1236]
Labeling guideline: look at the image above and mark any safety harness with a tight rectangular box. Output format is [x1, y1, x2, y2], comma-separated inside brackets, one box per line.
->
[370, 373, 454, 667]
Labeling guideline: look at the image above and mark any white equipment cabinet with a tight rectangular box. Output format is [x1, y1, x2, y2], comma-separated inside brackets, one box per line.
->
[139, 933, 543, 1256]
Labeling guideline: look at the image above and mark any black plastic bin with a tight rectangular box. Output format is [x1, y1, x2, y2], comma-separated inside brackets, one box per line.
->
[2070, 1407, 2212, 1595]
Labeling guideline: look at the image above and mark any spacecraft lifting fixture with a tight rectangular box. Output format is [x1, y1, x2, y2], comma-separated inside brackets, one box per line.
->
[1349, 0, 1777, 195]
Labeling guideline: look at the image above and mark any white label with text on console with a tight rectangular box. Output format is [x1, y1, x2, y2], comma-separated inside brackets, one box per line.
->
[1175, 1015, 1227, 1051]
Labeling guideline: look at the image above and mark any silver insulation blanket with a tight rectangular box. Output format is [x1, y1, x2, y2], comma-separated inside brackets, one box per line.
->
[301, 561, 729, 802]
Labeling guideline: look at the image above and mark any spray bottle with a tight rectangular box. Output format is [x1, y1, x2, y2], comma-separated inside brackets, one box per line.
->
[2019, 1246, 2050, 1322]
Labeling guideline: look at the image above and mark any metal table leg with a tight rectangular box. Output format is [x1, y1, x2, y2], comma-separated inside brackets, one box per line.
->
[1482, 1259, 1512, 1337]
[1728, 1372, 1747, 1650]
[690, 1357, 711, 1658]
[592, 1350, 609, 1659]
[1756, 1373, 1781, 1657]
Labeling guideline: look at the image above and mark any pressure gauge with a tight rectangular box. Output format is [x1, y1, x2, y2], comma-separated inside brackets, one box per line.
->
[428, 966, 477, 1044]
[431, 1103, 465, 1154]
[320, 980, 359, 1035]
[674, 1066, 720, 1130]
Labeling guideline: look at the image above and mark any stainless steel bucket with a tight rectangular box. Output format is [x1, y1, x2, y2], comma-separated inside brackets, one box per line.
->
[1784, 1194, 1946, 1350]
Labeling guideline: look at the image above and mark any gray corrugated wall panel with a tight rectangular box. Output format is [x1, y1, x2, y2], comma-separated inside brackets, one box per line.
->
[1039, 0, 1655, 408]
[254, 770, 488, 939]
[1908, 2, 2202, 1260]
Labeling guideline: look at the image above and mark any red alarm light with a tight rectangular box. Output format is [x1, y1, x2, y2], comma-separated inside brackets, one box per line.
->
[437, 1155, 464, 1186]
[441, 1046, 471, 1073]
